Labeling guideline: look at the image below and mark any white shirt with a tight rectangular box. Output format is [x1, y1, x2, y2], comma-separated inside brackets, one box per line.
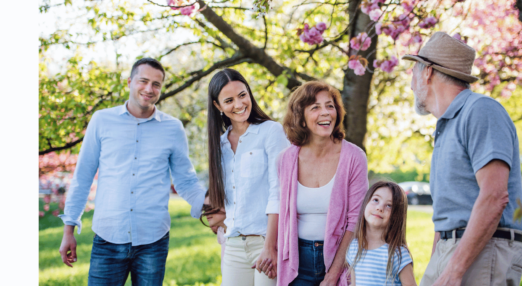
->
[296, 174, 335, 241]
[220, 121, 290, 237]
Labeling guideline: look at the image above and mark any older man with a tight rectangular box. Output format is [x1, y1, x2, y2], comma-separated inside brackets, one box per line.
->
[403, 32, 522, 286]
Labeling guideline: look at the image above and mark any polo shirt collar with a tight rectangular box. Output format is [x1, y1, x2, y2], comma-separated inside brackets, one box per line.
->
[119, 101, 161, 122]
[440, 89, 472, 120]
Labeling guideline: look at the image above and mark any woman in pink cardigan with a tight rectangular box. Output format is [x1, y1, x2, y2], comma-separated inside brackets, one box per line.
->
[277, 81, 368, 286]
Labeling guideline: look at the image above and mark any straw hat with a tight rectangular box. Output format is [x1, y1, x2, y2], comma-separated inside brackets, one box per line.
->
[402, 32, 479, 83]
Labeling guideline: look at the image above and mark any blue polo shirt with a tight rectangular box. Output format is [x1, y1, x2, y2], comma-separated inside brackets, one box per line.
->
[430, 89, 522, 232]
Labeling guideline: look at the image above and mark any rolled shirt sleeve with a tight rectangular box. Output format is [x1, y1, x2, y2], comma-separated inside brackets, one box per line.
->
[346, 148, 369, 232]
[466, 98, 515, 173]
[169, 120, 206, 218]
[58, 112, 101, 234]
[264, 122, 290, 214]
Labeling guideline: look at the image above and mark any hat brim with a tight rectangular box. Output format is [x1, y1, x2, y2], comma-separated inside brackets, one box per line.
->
[402, 54, 479, 83]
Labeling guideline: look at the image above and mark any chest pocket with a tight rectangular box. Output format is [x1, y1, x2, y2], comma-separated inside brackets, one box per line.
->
[240, 149, 266, 178]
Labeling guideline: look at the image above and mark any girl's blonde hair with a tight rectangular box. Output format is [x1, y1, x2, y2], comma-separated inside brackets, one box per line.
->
[348, 181, 412, 284]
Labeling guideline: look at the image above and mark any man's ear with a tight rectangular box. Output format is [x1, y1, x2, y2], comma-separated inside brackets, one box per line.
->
[425, 66, 434, 84]
[127, 77, 132, 88]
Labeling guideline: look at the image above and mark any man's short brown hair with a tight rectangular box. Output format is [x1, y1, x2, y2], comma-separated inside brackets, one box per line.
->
[283, 81, 346, 146]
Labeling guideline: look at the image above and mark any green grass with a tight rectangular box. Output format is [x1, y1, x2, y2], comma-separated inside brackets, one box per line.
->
[39, 201, 521, 285]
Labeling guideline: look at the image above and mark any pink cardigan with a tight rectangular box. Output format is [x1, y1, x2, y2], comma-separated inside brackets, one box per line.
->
[277, 140, 368, 286]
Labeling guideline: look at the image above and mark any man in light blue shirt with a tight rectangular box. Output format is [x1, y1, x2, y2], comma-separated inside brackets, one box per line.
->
[58, 58, 206, 285]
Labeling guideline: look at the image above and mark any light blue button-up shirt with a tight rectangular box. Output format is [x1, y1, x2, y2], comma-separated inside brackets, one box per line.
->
[59, 102, 206, 246]
[220, 120, 290, 237]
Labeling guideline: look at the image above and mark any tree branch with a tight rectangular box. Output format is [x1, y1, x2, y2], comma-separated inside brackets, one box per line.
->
[161, 40, 223, 57]
[196, 0, 303, 90]
[39, 137, 85, 155]
[157, 53, 252, 103]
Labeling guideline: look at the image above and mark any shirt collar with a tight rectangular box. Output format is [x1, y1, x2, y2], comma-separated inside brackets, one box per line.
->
[440, 89, 472, 120]
[220, 123, 260, 145]
[119, 101, 162, 122]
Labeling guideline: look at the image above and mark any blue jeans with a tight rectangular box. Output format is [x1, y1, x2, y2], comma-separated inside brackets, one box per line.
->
[289, 238, 326, 286]
[88, 232, 170, 286]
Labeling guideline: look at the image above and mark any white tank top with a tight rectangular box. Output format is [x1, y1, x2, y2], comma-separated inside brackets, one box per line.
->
[296, 174, 335, 241]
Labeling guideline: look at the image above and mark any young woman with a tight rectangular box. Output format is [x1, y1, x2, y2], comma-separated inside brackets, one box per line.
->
[207, 68, 289, 286]
[346, 181, 416, 286]
[277, 81, 368, 286]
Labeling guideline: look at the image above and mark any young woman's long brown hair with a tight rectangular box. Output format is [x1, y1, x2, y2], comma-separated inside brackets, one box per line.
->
[350, 181, 411, 284]
[207, 69, 272, 209]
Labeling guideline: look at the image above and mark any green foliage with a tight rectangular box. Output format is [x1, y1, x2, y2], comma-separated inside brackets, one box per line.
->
[39, 54, 126, 154]
[39, 200, 222, 286]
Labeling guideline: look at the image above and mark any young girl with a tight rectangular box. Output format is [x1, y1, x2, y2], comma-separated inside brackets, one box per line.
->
[346, 181, 416, 286]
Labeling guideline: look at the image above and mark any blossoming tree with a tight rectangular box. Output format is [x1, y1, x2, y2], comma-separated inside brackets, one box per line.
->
[39, 0, 521, 206]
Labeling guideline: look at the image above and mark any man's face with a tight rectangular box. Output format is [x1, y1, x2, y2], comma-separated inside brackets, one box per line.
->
[411, 64, 430, 116]
[127, 64, 164, 113]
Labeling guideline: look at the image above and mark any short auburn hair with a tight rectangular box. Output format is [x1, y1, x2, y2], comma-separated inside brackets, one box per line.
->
[283, 81, 346, 146]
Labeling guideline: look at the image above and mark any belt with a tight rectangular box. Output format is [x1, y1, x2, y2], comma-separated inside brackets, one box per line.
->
[238, 234, 262, 240]
[440, 229, 522, 242]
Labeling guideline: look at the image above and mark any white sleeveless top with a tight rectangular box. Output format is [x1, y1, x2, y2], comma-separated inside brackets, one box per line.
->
[296, 174, 335, 241]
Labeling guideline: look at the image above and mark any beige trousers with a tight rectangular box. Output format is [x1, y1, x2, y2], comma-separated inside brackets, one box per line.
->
[221, 236, 277, 286]
[420, 230, 522, 286]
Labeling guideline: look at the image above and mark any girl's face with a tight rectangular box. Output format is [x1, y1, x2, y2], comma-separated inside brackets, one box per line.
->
[303, 91, 337, 140]
[364, 187, 393, 230]
[203, 196, 226, 228]
[213, 81, 252, 125]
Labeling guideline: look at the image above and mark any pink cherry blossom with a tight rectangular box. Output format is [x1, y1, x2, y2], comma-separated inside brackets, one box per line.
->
[44, 204, 50, 211]
[348, 57, 367, 76]
[180, 5, 196, 16]
[369, 9, 382, 21]
[43, 195, 51, 204]
[412, 32, 423, 43]
[52, 210, 60, 217]
[418, 16, 437, 29]
[373, 56, 398, 73]
[361, 1, 380, 14]
[39, 211, 45, 217]
[300, 23, 325, 45]
[316, 22, 327, 32]
[380, 56, 399, 72]
[350, 32, 371, 51]
[401, 0, 414, 12]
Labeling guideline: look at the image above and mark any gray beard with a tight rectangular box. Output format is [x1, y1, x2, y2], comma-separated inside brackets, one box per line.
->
[414, 83, 430, 116]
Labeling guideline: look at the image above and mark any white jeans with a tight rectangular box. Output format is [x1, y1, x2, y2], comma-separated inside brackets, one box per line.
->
[221, 236, 277, 286]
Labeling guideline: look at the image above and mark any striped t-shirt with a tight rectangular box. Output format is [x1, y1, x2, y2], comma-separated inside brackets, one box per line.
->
[346, 238, 413, 286]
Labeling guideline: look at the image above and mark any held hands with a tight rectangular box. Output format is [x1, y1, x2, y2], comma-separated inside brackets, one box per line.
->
[319, 274, 339, 286]
[59, 226, 78, 267]
[253, 246, 278, 279]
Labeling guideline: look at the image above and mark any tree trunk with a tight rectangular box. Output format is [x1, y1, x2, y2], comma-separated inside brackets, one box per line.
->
[341, 0, 378, 152]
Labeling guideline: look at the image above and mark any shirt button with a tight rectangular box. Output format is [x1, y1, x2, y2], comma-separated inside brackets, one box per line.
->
[131, 209, 133, 211]
[135, 157, 137, 160]
[232, 169, 234, 172]
[233, 186, 235, 189]
[239, 140, 242, 143]
[250, 152, 252, 155]
[133, 174, 135, 176]
[137, 123, 140, 125]
[136, 140, 139, 143]
[234, 201, 236, 204]
[131, 192, 134, 194]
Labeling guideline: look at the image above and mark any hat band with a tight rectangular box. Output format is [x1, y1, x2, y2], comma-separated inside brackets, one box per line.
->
[417, 55, 447, 69]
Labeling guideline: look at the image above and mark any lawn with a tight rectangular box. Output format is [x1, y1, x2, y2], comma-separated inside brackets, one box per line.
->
[39, 201, 521, 285]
